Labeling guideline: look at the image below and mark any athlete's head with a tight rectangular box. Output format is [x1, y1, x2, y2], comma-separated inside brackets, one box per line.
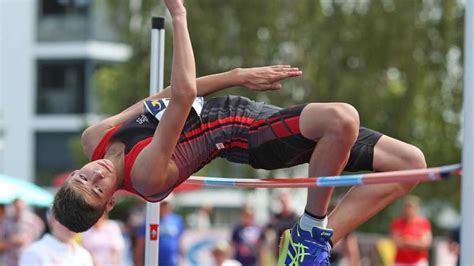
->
[52, 159, 118, 232]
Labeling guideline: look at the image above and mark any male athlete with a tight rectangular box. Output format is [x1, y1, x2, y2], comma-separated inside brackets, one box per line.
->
[53, 0, 426, 265]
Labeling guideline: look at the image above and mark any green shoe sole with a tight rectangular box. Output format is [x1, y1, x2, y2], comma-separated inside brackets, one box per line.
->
[278, 229, 292, 266]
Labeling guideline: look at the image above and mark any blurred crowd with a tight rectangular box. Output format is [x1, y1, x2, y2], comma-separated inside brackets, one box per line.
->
[0, 193, 462, 266]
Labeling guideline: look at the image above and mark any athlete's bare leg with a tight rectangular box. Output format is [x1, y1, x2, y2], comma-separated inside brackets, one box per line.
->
[327, 135, 426, 243]
[299, 103, 360, 217]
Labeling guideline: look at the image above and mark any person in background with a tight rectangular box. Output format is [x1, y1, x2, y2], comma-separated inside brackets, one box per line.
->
[258, 191, 298, 264]
[329, 200, 361, 265]
[330, 233, 361, 266]
[124, 205, 146, 265]
[134, 197, 185, 266]
[0, 203, 6, 230]
[268, 191, 299, 255]
[0, 203, 9, 246]
[0, 198, 44, 265]
[448, 226, 460, 266]
[81, 213, 125, 266]
[231, 206, 262, 266]
[19, 211, 93, 265]
[187, 204, 213, 230]
[391, 195, 432, 266]
[212, 241, 242, 266]
[0, 203, 9, 264]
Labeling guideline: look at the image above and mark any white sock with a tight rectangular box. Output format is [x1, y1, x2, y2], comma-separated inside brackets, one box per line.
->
[299, 212, 328, 233]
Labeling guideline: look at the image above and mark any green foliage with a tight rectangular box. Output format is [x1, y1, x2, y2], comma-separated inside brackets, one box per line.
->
[96, 0, 464, 231]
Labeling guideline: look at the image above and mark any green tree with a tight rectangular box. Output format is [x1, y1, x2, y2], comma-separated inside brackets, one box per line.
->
[95, 0, 464, 232]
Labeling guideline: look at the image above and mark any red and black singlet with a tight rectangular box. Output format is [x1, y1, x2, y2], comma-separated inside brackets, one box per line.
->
[91, 95, 382, 202]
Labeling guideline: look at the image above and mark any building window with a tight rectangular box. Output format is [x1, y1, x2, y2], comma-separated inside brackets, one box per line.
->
[38, 0, 90, 42]
[40, 0, 90, 16]
[35, 131, 82, 185]
[36, 60, 86, 114]
[37, 0, 122, 42]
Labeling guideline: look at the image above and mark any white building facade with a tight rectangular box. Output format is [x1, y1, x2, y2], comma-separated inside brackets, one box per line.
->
[0, 0, 130, 182]
[0, 0, 278, 226]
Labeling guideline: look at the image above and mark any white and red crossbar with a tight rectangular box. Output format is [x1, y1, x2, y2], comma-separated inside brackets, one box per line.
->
[182, 164, 462, 189]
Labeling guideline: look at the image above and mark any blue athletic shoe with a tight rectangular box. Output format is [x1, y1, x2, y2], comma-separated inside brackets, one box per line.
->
[278, 223, 333, 266]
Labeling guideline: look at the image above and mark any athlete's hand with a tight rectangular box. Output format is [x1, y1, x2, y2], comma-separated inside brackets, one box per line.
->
[164, 0, 186, 17]
[236, 65, 302, 91]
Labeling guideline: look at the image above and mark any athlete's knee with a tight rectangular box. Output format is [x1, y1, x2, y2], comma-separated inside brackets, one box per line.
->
[301, 102, 359, 142]
[398, 144, 427, 170]
[389, 145, 425, 195]
[325, 103, 360, 142]
[410, 146, 427, 169]
[396, 147, 425, 193]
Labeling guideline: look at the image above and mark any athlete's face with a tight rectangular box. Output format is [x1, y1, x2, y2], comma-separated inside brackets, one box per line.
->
[67, 159, 118, 207]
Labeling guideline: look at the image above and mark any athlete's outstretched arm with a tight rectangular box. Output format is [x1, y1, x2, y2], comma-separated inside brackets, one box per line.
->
[121, 65, 301, 116]
[82, 65, 301, 157]
[131, 0, 196, 194]
[85, 65, 302, 133]
[123, 65, 301, 117]
[159, 65, 302, 97]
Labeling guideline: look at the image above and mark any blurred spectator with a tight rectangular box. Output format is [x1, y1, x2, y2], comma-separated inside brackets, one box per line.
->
[0, 203, 8, 263]
[81, 214, 125, 266]
[448, 226, 460, 266]
[259, 191, 298, 264]
[231, 206, 262, 266]
[124, 205, 146, 265]
[391, 196, 432, 266]
[267, 191, 299, 254]
[212, 241, 242, 266]
[135, 198, 185, 266]
[330, 234, 361, 266]
[187, 204, 213, 230]
[18, 210, 93, 265]
[0, 198, 45, 265]
[329, 200, 361, 265]
[0, 203, 6, 228]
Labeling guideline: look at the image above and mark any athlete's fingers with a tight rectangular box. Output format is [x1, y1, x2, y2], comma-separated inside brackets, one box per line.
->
[273, 67, 300, 72]
[269, 70, 302, 82]
[271, 65, 300, 72]
[271, 70, 301, 81]
[284, 70, 302, 76]
[270, 66, 297, 74]
[270, 65, 292, 69]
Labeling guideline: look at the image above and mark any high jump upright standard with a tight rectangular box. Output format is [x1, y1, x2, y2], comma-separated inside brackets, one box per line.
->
[144, 16, 165, 266]
[461, 0, 473, 264]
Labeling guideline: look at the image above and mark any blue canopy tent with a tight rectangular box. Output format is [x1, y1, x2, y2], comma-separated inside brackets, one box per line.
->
[0, 174, 53, 207]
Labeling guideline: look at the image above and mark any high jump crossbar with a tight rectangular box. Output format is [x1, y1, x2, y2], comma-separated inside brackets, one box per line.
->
[183, 164, 461, 189]
[145, 16, 165, 266]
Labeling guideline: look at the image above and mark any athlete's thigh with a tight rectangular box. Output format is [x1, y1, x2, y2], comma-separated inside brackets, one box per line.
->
[248, 104, 315, 170]
[344, 127, 382, 172]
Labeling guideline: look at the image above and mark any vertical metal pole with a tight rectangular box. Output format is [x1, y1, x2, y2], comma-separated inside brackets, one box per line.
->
[461, 0, 474, 264]
[145, 16, 165, 266]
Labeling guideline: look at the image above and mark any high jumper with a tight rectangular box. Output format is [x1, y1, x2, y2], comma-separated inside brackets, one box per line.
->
[52, 0, 426, 265]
